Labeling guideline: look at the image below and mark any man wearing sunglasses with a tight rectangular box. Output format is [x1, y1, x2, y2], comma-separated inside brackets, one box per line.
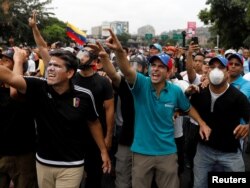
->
[227, 53, 250, 156]
[227, 53, 250, 101]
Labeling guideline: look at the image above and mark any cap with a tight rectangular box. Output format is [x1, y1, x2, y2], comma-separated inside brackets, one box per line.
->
[224, 49, 236, 58]
[227, 53, 244, 65]
[0, 48, 14, 61]
[208, 55, 228, 67]
[130, 54, 148, 67]
[149, 53, 173, 70]
[149, 43, 162, 52]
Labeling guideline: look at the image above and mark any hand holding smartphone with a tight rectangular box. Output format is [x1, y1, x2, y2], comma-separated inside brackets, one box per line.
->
[191, 37, 199, 45]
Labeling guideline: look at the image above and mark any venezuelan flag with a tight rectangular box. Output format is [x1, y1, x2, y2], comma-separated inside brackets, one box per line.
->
[66, 23, 87, 45]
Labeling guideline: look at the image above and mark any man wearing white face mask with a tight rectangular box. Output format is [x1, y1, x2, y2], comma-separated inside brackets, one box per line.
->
[190, 55, 250, 188]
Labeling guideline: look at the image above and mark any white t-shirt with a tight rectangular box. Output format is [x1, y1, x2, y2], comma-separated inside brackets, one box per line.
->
[26, 59, 36, 73]
[181, 72, 202, 125]
[171, 79, 190, 138]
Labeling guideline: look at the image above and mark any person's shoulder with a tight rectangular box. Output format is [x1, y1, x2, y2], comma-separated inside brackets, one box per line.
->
[241, 77, 250, 86]
[73, 84, 94, 99]
[243, 72, 250, 81]
[168, 81, 182, 89]
[228, 84, 246, 95]
[24, 75, 47, 83]
[94, 72, 110, 82]
[134, 72, 149, 84]
[172, 79, 190, 92]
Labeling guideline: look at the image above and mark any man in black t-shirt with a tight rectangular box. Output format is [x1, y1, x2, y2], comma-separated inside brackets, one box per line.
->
[190, 56, 250, 188]
[0, 48, 111, 188]
[93, 42, 135, 188]
[74, 45, 114, 188]
[0, 48, 37, 188]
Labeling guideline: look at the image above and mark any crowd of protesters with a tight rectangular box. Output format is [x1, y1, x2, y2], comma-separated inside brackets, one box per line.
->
[0, 11, 250, 188]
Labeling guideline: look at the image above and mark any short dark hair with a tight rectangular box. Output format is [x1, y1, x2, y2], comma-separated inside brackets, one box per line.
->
[49, 49, 79, 74]
[194, 52, 205, 59]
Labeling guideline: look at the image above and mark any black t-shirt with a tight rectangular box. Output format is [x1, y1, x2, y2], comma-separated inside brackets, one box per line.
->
[0, 87, 36, 155]
[73, 72, 113, 135]
[190, 85, 250, 152]
[24, 77, 98, 167]
[113, 77, 135, 146]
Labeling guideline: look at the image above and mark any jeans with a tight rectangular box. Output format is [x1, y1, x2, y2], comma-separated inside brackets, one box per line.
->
[193, 143, 245, 188]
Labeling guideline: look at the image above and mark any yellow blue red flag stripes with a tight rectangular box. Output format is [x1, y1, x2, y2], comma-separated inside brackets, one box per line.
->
[66, 23, 87, 45]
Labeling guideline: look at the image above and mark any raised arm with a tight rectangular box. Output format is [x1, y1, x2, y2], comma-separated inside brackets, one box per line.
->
[186, 42, 199, 83]
[105, 29, 136, 84]
[28, 10, 51, 66]
[0, 65, 27, 95]
[95, 41, 121, 87]
[10, 47, 28, 98]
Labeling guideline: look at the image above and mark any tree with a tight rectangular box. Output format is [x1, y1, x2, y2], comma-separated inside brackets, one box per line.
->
[198, 0, 250, 49]
[0, 0, 53, 45]
[39, 17, 70, 45]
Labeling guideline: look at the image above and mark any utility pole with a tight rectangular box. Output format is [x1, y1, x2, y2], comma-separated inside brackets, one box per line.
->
[216, 34, 219, 48]
[181, 31, 186, 47]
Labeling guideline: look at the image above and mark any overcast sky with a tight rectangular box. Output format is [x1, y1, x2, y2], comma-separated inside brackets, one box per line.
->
[49, 0, 209, 35]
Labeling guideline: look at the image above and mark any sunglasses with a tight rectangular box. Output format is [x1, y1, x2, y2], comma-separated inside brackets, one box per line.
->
[228, 62, 242, 67]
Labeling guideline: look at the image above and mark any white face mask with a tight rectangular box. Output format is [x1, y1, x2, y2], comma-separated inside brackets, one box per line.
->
[209, 68, 225, 85]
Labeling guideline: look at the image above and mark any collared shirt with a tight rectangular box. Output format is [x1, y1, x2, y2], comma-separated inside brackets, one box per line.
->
[231, 75, 250, 101]
[24, 77, 98, 167]
[130, 73, 191, 155]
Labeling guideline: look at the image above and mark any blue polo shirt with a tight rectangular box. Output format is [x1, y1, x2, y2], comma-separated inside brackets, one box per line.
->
[231, 75, 250, 125]
[130, 73, 191, 155]
[231, 75, 250, 101]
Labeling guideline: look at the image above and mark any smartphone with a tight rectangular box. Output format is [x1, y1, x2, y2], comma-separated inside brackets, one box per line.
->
[191, 37, 199, 45]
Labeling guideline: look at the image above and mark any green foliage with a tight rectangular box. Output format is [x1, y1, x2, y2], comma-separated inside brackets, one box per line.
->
[42, 23, 66, 44]
[246, 1, 250, 27]
[198, 0, 250, 48]
[243, 36, 250, 47]
[39, 17, 69, 45]
[0, 0, 53, 45]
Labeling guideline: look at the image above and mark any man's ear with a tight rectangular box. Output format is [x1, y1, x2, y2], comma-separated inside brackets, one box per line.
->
[67, 69, 75, 79]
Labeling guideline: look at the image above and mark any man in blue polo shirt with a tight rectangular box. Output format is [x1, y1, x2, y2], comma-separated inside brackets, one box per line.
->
[227, 53, 250, 100]
[104, 29, 211, 188]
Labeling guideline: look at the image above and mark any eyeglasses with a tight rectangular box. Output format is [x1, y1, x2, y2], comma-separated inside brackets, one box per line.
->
[228, 62, 242, 67]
